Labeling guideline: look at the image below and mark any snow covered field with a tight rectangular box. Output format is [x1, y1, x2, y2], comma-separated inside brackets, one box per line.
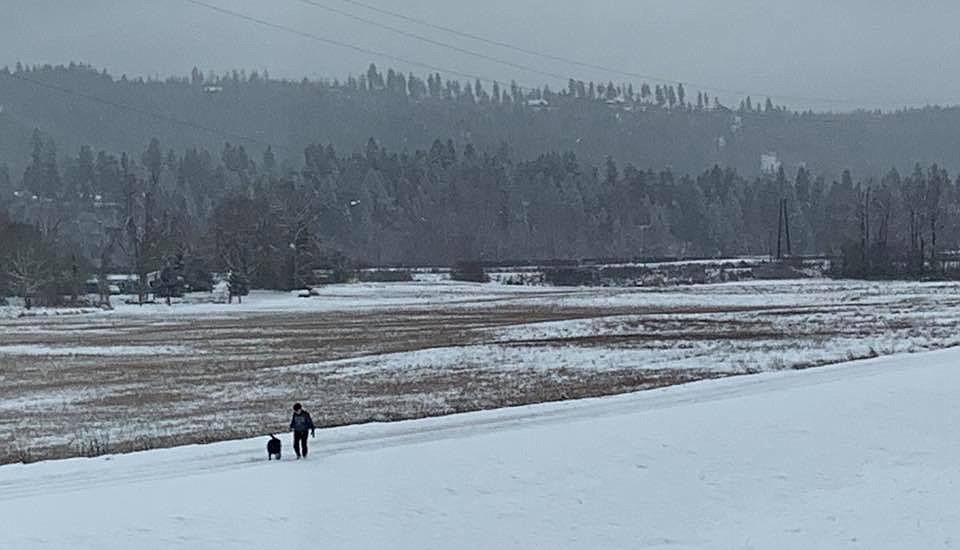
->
[3, 348, 959, 549]
[3, 279, 960, 463]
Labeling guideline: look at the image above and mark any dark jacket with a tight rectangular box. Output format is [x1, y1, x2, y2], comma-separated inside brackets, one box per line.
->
[290, 410, 315, 433]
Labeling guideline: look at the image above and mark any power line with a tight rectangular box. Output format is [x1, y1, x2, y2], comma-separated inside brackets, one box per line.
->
[183, 0, 538, 90]
[187, 0, 880, 107]
[332, 0, 611, 73]
[0, 1, 936, 161]
[293, 0, 570, 83]
[322, 0, 866, 107]
[0, 71, 288, 152]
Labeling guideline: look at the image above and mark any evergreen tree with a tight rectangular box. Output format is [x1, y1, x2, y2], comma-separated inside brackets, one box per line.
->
[262, 146, 277, 175]
[604, 156, 618, 186]
[795, 166, 811, 206]
[228, 270, 250, 303]
[640, 83, 651, 102]
[666, 86, 677, 108]
[142, 138, 164, 186]
[22, 129, 45, 196]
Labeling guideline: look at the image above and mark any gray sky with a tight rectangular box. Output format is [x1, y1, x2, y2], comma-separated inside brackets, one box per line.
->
[2, 0, 959, 111]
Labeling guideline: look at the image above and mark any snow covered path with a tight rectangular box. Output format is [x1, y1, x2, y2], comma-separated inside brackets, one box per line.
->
[4, 349, 960, 549]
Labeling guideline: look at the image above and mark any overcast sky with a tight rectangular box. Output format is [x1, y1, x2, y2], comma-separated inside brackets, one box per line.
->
[3, 0, 959, 111]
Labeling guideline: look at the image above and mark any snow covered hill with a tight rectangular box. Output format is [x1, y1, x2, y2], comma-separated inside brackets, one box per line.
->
[3, 348, 960, 549]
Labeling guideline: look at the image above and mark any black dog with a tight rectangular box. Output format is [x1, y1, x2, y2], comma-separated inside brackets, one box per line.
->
[267, 434, 282, 460]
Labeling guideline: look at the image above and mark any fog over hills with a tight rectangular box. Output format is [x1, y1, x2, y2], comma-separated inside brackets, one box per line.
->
[3, 0, 960, 111]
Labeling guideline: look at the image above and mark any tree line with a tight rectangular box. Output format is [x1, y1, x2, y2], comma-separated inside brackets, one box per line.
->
[5, 62, 960, 184]
[2, 131, 959, 305]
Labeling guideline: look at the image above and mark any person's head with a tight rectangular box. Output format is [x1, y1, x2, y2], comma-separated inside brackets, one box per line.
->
[293, 403, 302, 412]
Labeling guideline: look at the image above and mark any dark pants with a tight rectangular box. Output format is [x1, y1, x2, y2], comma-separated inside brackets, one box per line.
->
[293, 431, 309, 458]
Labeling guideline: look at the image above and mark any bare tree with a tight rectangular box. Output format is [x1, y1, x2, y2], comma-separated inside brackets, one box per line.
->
[120, 167, 161, 305]
[6, 243, 51, 309]
[95, 227, 123, 308]
[272, 185, 323, 290]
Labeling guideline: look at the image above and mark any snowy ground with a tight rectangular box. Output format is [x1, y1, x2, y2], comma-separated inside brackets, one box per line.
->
[3, 279, 960, 462]
[3, 348, 959, 549]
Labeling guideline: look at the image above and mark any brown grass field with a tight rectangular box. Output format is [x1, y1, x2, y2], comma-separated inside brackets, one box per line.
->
[2, 280, 960, 464]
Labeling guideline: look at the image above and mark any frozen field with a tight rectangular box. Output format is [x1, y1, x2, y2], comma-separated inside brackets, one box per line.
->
[2, 279, 960, 462]
[2, 348, 959, 549]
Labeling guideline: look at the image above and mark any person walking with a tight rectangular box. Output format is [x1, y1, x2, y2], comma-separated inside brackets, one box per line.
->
[289, 403, 316, 459]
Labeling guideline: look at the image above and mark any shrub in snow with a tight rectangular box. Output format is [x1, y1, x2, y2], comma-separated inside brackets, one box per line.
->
[450, 261, 489, 283]
[211, 280, 230, 303]
[71, 428, 112, 458]
[545, 267, 597, 287]
[228, 271, 250, 303]
[359, 270, 414, 283]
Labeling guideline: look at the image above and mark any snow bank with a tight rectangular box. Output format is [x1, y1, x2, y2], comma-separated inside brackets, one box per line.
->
[3, 349, 960, 549]
[0, 344, 195, 356]
[101, 283, 568, 318]
[9, 279, 960, 322]
[0, 305, 100, 319]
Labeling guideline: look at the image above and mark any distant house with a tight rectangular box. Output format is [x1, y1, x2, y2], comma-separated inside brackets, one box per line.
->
[310, 268, 342, 285]
[84, 278, 100, 295]
[85, 276, 124, 295]
[202, 85, 224, 94]
[85, 274, 154, 295]
[526, 98, 549, 110]
[938, 250, 960, 272]
[761, 152, 782, 175]
[714, 103, 733, 113]
[108, 274, 140, 290]
[605, 96, 635, 113]
[730, 115, 743, 133]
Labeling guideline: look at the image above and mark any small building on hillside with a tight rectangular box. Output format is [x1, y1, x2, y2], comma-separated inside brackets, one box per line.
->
[526, 98, 550, 110]
[761, 152, 782, 175]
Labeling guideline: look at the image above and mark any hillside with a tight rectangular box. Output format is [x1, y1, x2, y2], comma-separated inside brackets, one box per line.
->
[2, 63, 960, 179]
[3, 348, 959, 549]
